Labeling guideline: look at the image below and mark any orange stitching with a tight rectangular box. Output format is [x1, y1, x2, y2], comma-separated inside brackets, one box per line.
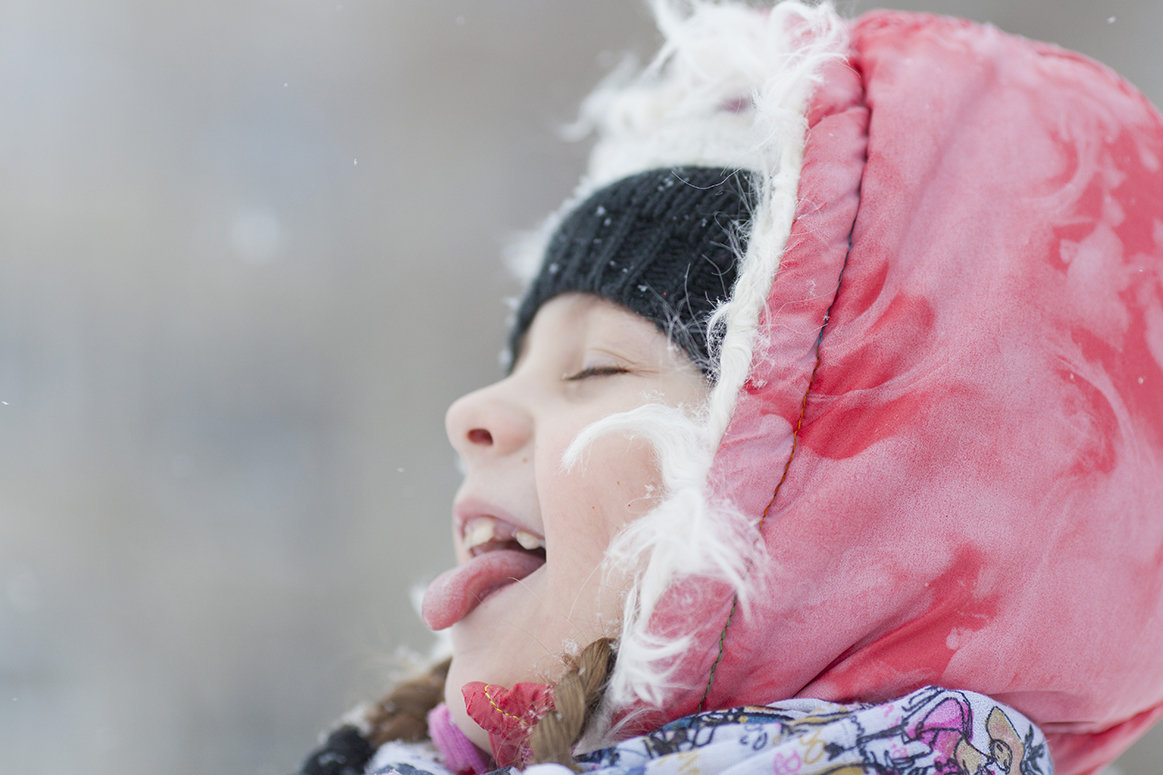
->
[484, 685, 529, 727]
[762, 357, 816, 527]
[696, 106, 866, 706]
[698, 596, 738, 711]
[698, 204, 856, 708]
[697, 353, 818, 707]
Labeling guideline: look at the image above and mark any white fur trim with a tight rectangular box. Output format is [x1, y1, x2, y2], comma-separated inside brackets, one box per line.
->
[509, 0, 848, 748]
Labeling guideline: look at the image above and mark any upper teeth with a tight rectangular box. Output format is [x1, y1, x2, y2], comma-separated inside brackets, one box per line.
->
[464, 520, 496, 550]
[462, 518, 546, 552]
[514, 530, 545, 551]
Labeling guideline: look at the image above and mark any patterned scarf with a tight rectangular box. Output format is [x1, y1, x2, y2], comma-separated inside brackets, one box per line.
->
[358, 686, 1051, 775]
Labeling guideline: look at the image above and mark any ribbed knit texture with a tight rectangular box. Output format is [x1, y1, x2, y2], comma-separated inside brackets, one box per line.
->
[510, 166, 753, 372]
[426, 704, 493, 775]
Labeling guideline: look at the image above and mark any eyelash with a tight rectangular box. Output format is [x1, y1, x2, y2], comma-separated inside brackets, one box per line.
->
[563, 365, 629, 381]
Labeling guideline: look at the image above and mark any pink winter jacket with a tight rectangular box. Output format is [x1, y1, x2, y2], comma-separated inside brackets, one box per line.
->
[628, 12, 1163, 775]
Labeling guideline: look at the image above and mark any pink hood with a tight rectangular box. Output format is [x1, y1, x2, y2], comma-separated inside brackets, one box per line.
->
[597, 10, 1163, 775]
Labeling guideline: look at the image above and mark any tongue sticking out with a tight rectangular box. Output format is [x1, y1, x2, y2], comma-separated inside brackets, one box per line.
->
[422, 549, 546, 631]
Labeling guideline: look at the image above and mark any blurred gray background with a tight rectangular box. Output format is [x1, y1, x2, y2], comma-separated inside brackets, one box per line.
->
[1, 2, 1159, 773]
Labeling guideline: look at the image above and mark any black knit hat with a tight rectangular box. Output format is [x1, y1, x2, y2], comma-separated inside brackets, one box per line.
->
[509, 166, 754, 373]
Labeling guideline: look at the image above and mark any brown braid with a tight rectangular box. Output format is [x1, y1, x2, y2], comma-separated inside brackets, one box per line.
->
[360, 639, 614, 768]
[529, 637, 616, 770]
[365, 657, 451, 746]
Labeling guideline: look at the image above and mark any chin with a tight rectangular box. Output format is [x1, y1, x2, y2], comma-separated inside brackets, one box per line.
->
[444, 656, 493, 751]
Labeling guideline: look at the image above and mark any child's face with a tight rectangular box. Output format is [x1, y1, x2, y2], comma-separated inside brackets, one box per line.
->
[435, 293, 709, 747]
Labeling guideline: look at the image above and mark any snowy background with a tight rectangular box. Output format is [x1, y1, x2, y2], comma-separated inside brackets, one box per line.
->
[0, 2, 1159, 773]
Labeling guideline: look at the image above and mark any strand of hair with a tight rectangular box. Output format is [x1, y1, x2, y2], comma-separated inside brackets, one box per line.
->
[366, 657, 452, 746]
[529, 637, 615, 770]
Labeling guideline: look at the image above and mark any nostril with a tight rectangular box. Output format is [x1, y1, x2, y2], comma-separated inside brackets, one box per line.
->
[467, 428, 493, 445]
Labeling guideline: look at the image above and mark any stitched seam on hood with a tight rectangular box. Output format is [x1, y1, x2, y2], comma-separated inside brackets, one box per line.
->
[697, 103, 871, 711]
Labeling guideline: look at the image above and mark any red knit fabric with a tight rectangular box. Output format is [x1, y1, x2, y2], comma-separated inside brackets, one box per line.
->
[462, 681, 554, 768]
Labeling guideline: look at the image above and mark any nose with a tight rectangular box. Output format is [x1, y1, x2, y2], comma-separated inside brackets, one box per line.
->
[444, 379, 531, 459]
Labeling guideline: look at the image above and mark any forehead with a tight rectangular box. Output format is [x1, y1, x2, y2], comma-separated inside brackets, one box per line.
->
[513, 293, 675, 365]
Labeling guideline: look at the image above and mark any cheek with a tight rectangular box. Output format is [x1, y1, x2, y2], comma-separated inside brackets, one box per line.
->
[600, 437, 665, 518]
[538, 434, 663, 553]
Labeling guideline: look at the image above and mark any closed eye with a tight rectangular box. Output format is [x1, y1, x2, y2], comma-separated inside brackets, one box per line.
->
[563, 365, 630, 381]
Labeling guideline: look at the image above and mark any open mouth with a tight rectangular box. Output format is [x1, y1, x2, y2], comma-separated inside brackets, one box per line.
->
[421, 515, 547, 631]
[463, 516, 547, 561]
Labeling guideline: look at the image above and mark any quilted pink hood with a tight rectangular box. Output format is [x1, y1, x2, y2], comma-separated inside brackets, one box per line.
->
[616, 10, 1163, 775]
